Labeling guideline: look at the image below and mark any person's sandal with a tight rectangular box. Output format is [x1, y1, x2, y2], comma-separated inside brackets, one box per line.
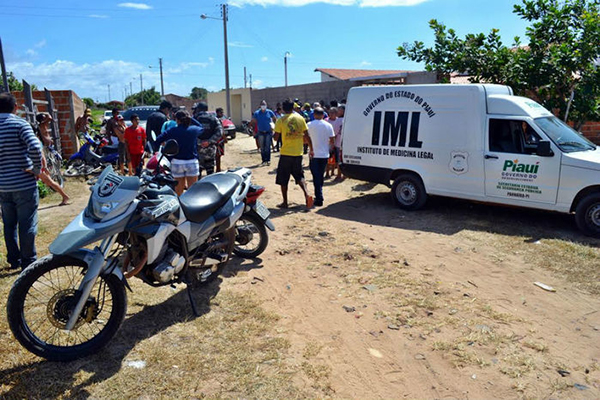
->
[276, 203, 289, 209]
[305, 195, 314, 209]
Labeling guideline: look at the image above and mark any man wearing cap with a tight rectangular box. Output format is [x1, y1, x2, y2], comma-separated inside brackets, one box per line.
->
[146, 100, 172, 151]
[192, 101, 222, 177]
[251, 100, 276, 166]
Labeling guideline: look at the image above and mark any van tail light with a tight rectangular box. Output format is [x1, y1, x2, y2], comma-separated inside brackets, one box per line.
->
[245, 184, 265, 204]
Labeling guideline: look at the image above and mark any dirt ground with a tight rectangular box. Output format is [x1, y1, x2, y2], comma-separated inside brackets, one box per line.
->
[1, 133, 599, 399]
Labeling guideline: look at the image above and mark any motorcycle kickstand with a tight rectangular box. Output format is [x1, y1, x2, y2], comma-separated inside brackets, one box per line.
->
[186, 284, 199, 317]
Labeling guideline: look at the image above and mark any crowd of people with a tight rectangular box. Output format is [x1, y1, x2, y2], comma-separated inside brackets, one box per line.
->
[0, 90, 347, 272]
[250, 98, 346, 209]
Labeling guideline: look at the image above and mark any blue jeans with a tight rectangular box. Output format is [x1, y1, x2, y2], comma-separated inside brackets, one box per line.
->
[257, 131, 272, 163]
[0, 187, 39, 269]
[309, 157, 328, 204]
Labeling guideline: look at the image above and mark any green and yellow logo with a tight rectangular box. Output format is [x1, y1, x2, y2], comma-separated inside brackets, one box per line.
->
[503, 159, 540, 173]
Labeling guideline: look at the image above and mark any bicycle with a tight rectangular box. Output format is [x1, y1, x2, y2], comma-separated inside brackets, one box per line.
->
[43, 145, 64, 188]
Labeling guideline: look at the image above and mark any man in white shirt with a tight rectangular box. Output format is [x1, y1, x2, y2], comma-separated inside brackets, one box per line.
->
[307, 107, 335, 207]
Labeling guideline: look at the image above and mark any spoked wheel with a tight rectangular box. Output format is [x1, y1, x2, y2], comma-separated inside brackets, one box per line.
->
[233, 213, 268, 259]
[188, 228, 235, 285]
[44, 148, 64, 187]
[64, 159, 86, 177]
[7, 255, 127, 361]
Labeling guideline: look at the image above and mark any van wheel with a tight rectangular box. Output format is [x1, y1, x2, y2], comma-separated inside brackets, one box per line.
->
[391, 174, 427, 210]
[575, 193, 600, 237]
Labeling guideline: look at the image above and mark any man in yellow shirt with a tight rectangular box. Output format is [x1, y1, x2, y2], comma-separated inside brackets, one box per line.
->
[273, 99, 314, 209]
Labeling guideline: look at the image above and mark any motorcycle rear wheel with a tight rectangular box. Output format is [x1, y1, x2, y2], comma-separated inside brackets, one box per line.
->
[233, 213, 268, 259]
[7, 255, 127, 361]
[64, 159, 86, 177]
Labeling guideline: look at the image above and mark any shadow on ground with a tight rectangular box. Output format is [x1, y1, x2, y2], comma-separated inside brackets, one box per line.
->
[315, 192, 600, 245]
[0, 257, 263, 399]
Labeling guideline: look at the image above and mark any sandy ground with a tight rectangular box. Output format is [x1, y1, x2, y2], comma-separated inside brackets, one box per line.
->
[33, 134, 600, 399]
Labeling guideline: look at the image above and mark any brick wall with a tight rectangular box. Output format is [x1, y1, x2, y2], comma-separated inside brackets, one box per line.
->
[581, 121, 600, 145]
[13, 90, 84, 157]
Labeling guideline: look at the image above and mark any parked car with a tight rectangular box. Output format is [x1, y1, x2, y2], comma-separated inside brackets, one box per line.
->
[121, 106, 159, 130]
[209, 111, 236, 139]
[102, 110, 112, 122]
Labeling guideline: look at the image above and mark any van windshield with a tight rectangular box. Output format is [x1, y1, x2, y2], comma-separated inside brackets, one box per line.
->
[535, 116, 596, 153]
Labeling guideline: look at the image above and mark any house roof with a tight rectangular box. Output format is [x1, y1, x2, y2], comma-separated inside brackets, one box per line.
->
[314, 68, 412, 81]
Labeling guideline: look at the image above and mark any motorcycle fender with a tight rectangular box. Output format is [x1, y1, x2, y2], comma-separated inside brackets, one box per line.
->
[264, 218, 275, 231]
[64, 246, 125, 281]
[49, 203, 136, 255]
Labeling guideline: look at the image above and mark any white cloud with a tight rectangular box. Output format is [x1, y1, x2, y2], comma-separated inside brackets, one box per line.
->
[229, 41, 254, 48]
[26, 49, 37, 56]
[118, 2, 153, 10]
[89, 14, 109, 18]
[34, 39, 47, 49]
[359, 60, 372, 67]
[229, 0, 427, 6]
[261, 56, 269, 62]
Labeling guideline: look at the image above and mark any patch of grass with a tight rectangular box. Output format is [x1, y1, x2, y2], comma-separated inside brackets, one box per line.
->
[500, 352, 536, 378]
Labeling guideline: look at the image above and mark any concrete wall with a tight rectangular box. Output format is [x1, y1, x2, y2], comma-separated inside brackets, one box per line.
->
[13, 90, 84, 157]
[207, 88, 252, 126]
[251, 80, 360, 112]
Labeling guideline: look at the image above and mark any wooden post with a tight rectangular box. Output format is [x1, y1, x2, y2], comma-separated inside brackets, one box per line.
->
[45, 88, 61, 154]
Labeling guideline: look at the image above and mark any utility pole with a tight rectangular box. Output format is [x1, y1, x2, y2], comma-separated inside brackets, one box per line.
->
[0, 37, 9, 93]
[222, 4, 231, 118]
[108, 84, 111, 102]
[140, 73, 144, 105]
[249, 74, 252, 89]
[244, 66, 247, 88]
[159, 58, 164, 97]
[130, 81, 133, 97]
[284, 51, 290, 87]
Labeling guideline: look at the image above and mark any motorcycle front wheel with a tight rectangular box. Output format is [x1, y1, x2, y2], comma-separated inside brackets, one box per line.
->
[7, 255, 127, 361]
[233, 213, 268, 259]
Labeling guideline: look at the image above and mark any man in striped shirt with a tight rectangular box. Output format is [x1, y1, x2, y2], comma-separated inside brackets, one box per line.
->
[0, 92, 43, 270]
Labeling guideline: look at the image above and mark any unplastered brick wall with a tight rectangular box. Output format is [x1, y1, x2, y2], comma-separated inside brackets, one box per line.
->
[13, 90, 84, 157]
[581, 121, 600, 145]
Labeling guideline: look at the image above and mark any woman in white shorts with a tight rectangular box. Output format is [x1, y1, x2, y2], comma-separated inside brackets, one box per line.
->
[155, 110, 203, 195]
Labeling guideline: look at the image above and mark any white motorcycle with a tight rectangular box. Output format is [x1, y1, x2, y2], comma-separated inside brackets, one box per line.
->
[7, 140, 272, 361]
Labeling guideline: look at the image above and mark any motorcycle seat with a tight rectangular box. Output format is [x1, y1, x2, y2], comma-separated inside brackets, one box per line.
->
[101, 145, 119, 154]
[179, 174, 242, 223]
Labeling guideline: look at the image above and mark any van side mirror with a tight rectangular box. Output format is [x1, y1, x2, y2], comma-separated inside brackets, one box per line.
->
[536, 140, 554, 157]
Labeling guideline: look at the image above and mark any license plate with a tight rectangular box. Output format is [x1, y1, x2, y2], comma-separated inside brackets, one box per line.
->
[255, 200, 270, 220]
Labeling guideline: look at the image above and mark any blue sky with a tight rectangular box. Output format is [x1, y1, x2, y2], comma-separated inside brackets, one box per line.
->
[1, 0, 530, 102]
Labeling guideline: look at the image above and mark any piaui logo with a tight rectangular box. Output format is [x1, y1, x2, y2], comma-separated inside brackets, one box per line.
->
[503, 159, 540, 173]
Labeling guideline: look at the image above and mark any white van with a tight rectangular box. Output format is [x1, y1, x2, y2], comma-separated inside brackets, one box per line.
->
[340, 84, 600, 236]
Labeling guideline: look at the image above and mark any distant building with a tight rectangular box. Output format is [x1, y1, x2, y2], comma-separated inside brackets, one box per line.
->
[208, 68, 437, 126]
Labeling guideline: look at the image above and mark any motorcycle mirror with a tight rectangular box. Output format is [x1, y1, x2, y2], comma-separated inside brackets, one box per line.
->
[163, 139, 179, 157]
[150, 129, 157, 142]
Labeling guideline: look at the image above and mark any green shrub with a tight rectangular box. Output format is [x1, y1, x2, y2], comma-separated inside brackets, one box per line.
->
[37, 180, 51, 199]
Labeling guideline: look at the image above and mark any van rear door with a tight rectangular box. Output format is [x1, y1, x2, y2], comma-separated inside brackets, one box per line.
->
[484, 116, 560, 204]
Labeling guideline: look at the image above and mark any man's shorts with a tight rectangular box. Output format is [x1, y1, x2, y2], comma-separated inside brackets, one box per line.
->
[334, 146, 341, 163]
[276, 155, 304, 186]
[118, 142, 127, 165]
[171, 159, 199, 178]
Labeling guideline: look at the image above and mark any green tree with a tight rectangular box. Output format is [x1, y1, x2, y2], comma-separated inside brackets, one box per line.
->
[1, 71, 38, 92]
[397, 0, 600, 129]
[190, 87, 208, 100]
[124, 87, 161, 107]
[82, 97, 94, 108]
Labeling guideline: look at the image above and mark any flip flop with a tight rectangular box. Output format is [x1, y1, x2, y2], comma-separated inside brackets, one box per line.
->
[59, 200, 71, 206]
[276, 203, 289, 209]
[305, 195, 314, 209]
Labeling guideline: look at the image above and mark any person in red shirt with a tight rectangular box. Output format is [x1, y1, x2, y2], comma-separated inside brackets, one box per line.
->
[124, 114, 146, 176]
